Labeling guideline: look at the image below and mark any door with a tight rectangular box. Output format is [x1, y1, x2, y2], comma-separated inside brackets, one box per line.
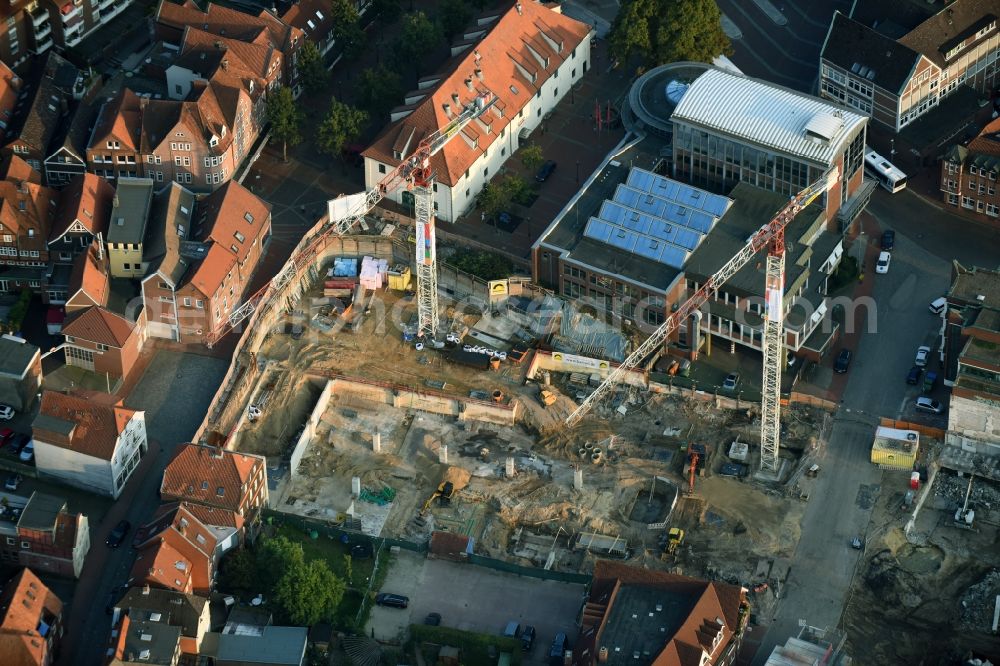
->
[64, 346, 95, 371]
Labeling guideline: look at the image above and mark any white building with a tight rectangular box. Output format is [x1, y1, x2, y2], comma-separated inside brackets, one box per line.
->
[32, 391, 147, 499]
[361, 0, 593, 223]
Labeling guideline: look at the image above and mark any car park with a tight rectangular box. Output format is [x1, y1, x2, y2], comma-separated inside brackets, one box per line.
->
[915, 345, 930, 367]
[375, 593, 409, 608]
[106, 520, 131, 548]
[915, 396, 944, 414]
[906, 366, 922, 385]
[521, 625, 536, 651]
[875, 251, 891, 274]
[880, 229, 895, 251]
[535, 160, 557, 182]
[0, 404, 13, 421]
[722, 373, 739, 391]
[833, 348, 852, 373]
[4, 473, 22, 491]
[18, 441, 33, 463]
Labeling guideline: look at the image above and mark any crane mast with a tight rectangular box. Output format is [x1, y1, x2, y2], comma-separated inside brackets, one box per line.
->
[565, 168, 840, 447]
[206, 91, 496, 347]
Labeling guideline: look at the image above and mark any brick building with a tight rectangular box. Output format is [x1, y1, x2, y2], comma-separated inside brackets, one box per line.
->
[0, 568, 63, 666]
[130, 504, 218, 595]
[61, 305, 144, 380]
[0, 156, 56, 295]
[0, 2, 54, 68]
[0, 492, 90, 579]
[941, 117, 1000, 222]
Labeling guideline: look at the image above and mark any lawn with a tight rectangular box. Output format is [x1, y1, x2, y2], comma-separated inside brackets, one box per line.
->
[409, 625, 523, 666]
[273, 523, 376, 589]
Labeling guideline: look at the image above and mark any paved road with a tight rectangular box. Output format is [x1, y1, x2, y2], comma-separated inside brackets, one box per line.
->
[753, 214, 952, 661]
[59, 350, 228, 666]
[717, 0, 851, 92]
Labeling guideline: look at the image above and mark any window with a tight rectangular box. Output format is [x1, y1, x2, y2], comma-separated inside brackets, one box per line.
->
[216, 486, 225, 497]
[96, 343, 108, 352]
[183, 297, 191, 307]
[20, 542, 30, 550]
[244, 212, 254, 223]
[483, 167, 489, 177]
[378, 164, 386, 174]
[196, 299, 204, 308]
[963, 195, 974, 208]
[175, 156, 182, 166]
[123, 263, 131, 270]
[234, 231, 245, 243]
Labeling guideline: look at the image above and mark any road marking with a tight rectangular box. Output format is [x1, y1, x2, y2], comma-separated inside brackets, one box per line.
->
[721, 14, 743, 39]
[726, 1, 817, 68]
[751, 0, 788, 25]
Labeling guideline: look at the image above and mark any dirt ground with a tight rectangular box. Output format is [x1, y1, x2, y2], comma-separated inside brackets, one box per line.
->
[226, 265, 826, 582]
[842, 468, 1000, 664]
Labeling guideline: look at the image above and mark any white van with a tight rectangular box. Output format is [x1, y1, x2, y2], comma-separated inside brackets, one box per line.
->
[929, 297, 947, 315]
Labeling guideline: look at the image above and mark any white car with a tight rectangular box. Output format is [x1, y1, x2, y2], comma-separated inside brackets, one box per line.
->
[18, 441, 33, 463]
[915, 345, 930, 367]
[446, 332, 460, 344]
[875, 251, 891, 274]
[462, 344, 473, 352]
[496, 351, 508, 361]
[414, 342, 425, 351]
[0, 404, 13, 421]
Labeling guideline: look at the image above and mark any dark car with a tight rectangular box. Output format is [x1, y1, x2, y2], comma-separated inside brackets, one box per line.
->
[424, 612, 442, 626]
[105, 585, 127, 615]
[535, 160, 557, 182]
[880, 229, 895, 251]
[833, 348, 852, 373]
[375, 593, 409, 609]
[720, 462, 749, 478]
[549, 633, 569, 666]
[521, 625, 536, 651]
[906, 366, 922, 385]
[106, 520, 131, 548]
[8, 433, 30, 455]
[0, 427, 12, 449]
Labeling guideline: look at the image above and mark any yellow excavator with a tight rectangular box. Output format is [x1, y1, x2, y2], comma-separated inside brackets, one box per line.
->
[420, 481, 455, 516]
[661, 528, 685, 560]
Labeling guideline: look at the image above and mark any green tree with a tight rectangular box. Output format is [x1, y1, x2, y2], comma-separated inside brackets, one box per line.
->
[255, 536, 305, 593]
[266, 87, 302, 162]
[448, 249, 514, 281]
[371, 0, 401, 24]
[438, 0, 471, 41]
[476, 181, 507, 220]
[609, 0, 731, 67]
[272, 559, 345, 626]
[317, 98, 368, 159]
[356, 65, 404, 120]
[518, 144, 545, 171]
[297, 40, 327, 95]
[219, 549, 257, 593]
[330, 0, 366, 59]
[392, 11, 443, 76]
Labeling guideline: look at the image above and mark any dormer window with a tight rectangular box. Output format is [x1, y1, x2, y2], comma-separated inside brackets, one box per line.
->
[209, 135, 219, 147]
[220, 126, 226, 138]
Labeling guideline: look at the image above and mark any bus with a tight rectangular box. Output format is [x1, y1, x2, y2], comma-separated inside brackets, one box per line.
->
[865, 148, 907, 193]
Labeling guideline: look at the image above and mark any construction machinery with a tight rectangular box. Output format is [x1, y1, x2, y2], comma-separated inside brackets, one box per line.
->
[206, 89, 497, 347]
[420, 481, 456, 515]
[685, 444, 705, 496]
[565, 168, 840, 472]
[666, 527, 685, 555]
[954, 474, 975, 528]
[538, 389, 557, 407]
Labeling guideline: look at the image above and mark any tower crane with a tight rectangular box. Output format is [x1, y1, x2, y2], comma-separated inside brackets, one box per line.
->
[206, 91, 497, 347]
[565, 168, 840, 470]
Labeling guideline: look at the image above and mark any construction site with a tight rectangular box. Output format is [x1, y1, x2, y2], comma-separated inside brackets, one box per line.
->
[208, 243, 835, 621]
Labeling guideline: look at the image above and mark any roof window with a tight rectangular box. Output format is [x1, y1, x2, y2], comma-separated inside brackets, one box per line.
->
[216, 486, 225, 497]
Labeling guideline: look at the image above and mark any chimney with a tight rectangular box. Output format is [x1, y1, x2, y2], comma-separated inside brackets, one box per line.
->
[222, 59, 229, 71]
[475, 68, 483, 81]
[451, 93, 460, 106]
[465, 78, 473, 91]
[142, 584, 150, 595]
[516, 2, 523, 15]
[442, 103, 452, 118]
[474, 49, 481, 63]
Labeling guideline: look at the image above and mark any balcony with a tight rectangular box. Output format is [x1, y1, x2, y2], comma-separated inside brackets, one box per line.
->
[34, 22, 51, 40]
[33, 35, 53, 53]
[60, 4, 82, 22]
[30, 8, 50, 28]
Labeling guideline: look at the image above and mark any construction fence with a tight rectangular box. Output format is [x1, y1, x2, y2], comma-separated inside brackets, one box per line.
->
[466, 553, 591, 585]
[879, 417, 946, 440]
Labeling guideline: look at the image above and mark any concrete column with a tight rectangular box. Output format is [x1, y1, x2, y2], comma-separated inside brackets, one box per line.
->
[351, 476, 361, 497]
[506, 457, 515, 477]
[439, 445, 449, 464]
[373, 430, 381, 453]
[689, 312, 702, 360]
[573, 466, 583, 490]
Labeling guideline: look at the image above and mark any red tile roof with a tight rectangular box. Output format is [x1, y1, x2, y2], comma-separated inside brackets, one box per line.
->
[49, 173, 113, 244]
[0, 168, 57, 255]
[0, 155, 42, 185]
[967, 116, 1000, 158]
[281, 0, 334, 43]
[90, 89, 144, 152]
[0, 568, 63, 666]
[130, 537, 194, 594]
[33, 392, 141, 461]
[156, 0, 304, 57]
[362, 0, 590, 187]
[0, 60, 20, 130]
[161, 444, 265, 515]
[177, 25, 279, 88]
[182, 503, 243, 531]
[132, 504, 217, 593]
[66, 241, 110, 310]
[577, 561, 746, 666]
[62, 305, 136, 348]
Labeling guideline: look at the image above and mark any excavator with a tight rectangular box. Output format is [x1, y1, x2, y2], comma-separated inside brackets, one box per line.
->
[420, 481, 455, 516]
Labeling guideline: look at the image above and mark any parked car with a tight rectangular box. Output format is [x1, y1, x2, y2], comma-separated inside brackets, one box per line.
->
[915, 396, 944, 414]
[915, 345, 931, 367]
[106, 520, 131, 548]
[722, 373, 739, 391]
[4, 473, 22, 491]
[929, 297, 947, 315]
[424, 612, 442, 626]
[535, 160, 557, 182]
[906, 366, 922, 385]
[18, 440, 33, 463]
[833, 348, 852, 373]
[521, 625, 536, 651]
[880, 229, 895, 251]
[0, 404, 13, 421]
[875, 251, 891, 274]
[720, 462, 749, 478]
[503, 621, 521, 639]
[549, 633, 569, 666]
[374, 593, 409, 609]
[850, 537, 864, 550]
[104, 585, 128, 615]
[9, 433, 30, 455]
[923, 371, 937, 393]
[0, 427, 12, 449]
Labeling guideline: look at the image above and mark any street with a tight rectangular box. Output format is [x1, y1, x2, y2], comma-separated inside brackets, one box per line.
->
[58, 350, 228, 666]
[753, 205, 955, 661]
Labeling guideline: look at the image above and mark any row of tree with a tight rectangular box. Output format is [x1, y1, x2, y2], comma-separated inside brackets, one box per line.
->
[609, 0, 733, 69]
